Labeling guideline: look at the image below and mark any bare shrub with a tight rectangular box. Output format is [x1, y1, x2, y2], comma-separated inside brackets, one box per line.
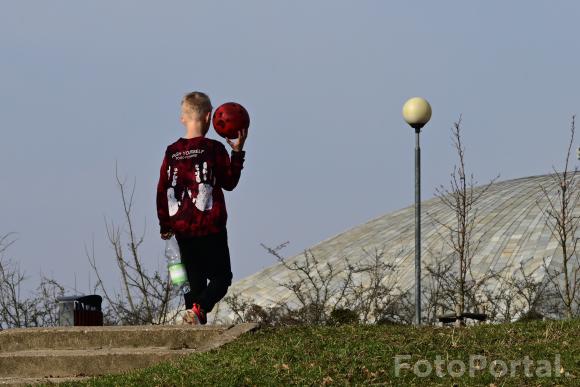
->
[537, 116, 580, 318]
[34, 277, 65, 327]
[346, 247, 413, 324]
[219, 242, 413, 326]
[481, 258, 555, 323]
[221, 293, 255, 323]
[0, 234, 65, 329]
[424, 253, 502, 324]
[219, 293, 299, 326]
[427, 116, 499, 324]
[260, 242, 355, 325]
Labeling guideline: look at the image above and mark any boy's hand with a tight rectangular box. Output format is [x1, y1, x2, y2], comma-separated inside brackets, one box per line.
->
[160, 232, 174, 240]
[226, 128, 248, 152]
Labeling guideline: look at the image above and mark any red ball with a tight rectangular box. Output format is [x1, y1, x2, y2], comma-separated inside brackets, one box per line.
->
[212, 102, 250, 139]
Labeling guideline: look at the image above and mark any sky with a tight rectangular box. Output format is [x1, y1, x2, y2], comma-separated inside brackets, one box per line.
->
[1, 1, 580, 296]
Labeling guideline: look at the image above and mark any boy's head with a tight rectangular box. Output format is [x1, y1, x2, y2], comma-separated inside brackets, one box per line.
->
[180, 91, 213, 134]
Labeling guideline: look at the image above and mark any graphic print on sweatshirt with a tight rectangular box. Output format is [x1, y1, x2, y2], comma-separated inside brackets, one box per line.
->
[194, 161, 215, 211]
[165, 150, 216, 217]
[167, 167, 181, 216]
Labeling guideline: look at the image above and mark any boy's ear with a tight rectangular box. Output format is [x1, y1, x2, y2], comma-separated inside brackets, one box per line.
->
[204, 111, 212, 123]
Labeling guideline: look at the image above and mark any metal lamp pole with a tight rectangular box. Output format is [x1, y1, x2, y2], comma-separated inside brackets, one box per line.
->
[402, 97, 432, 326]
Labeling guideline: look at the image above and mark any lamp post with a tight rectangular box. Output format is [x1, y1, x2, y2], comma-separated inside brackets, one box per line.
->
[402, 97, 432, 326]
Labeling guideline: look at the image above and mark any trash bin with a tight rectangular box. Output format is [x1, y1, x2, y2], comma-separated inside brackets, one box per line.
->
[57, 295, 103, 326]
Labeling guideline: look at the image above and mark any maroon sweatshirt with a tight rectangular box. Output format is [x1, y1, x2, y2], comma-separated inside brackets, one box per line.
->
[156, 136, 245, 237]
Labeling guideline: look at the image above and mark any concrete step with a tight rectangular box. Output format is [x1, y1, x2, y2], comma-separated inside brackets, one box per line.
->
[0, 323, 259, 384]
[0, 325, 225, 352]
[0, 347, 198, 378]
[0, 377, 89, 387]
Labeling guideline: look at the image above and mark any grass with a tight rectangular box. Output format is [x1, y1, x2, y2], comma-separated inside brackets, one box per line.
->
[61, 319, 579, 386]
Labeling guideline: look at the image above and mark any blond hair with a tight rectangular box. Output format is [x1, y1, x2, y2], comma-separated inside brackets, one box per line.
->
[181, 91, 213, 119]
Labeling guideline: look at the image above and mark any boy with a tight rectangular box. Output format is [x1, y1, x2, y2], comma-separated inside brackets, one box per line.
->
[156, 91, 247, 325]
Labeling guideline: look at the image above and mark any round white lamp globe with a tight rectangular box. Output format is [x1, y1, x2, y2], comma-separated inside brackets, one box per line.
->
[402, 97, 432, 130]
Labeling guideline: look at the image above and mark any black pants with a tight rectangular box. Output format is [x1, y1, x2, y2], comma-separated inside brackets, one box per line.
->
[176, 229, 233, 313]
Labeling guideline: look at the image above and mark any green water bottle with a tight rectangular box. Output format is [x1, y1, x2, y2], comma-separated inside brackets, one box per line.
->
[165, 236, 190, 294]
